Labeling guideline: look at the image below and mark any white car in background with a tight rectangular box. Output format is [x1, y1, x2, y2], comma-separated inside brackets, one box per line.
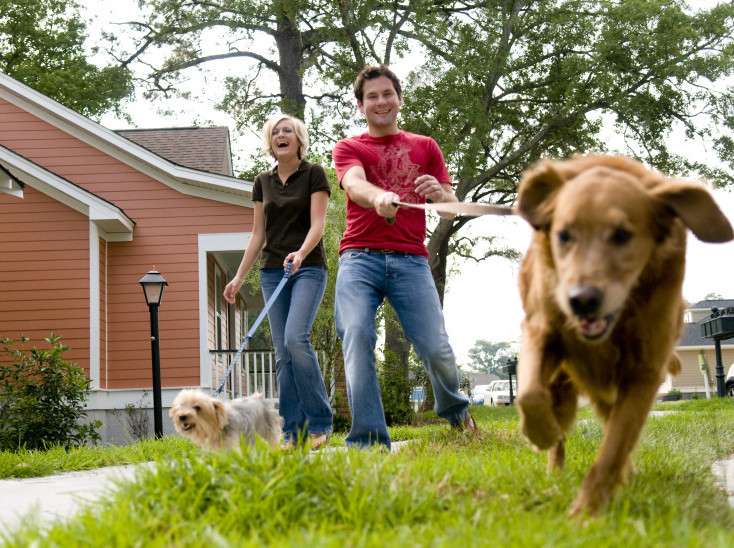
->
[726, 364, 734, 398]
[484, 379, 517, 406]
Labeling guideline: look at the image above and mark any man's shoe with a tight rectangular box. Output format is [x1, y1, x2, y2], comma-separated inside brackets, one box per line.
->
[453, 411, 478, 435]
[463, 411, 478, 434]
[309, 432, 332, 450]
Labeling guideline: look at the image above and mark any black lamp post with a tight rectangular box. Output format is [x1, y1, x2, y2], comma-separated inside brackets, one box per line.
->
[505, 356, 518, 404]
[700, 306, 734, 398]
[139, 270, 168, 438]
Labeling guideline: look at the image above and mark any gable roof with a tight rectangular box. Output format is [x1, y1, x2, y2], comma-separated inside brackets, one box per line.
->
[0, 71, 252, 206]
[0, 144, 134, 240]
[116, 127, 233, 176]
[688, 299, 734, 311]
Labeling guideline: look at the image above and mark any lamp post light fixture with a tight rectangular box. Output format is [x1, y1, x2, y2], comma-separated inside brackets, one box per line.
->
[139, 269, 168, 438]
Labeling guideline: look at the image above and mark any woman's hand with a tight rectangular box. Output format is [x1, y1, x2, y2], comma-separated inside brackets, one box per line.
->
[223, 275, 244, 304]
[284, 251, 305, 274]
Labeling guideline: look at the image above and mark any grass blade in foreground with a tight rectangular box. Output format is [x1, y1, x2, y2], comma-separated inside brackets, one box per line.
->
[2, 400, 734, 546]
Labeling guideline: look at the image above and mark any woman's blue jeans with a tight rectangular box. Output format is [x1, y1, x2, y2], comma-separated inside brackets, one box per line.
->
[335, 250, 470, 450]
[260, 266, 332, 441]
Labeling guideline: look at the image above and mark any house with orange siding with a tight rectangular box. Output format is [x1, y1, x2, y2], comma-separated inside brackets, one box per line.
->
[0, 72, 268, 443]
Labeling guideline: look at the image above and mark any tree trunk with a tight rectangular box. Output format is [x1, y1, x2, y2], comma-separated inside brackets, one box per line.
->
[379, 304, 413, 425]
[274, 13, 307, 118]
[427, 217, 455, 305]
[419, 217, 455, 412]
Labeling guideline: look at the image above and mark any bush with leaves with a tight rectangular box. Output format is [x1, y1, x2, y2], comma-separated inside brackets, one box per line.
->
[0, 334, 101, 451]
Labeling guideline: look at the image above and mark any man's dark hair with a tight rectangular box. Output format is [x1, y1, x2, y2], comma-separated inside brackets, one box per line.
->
[353, 65, 402, 103]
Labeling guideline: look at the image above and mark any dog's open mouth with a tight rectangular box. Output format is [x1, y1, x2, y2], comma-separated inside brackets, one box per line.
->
[577, 312, 617, 340]
[181, 423, 194, 431]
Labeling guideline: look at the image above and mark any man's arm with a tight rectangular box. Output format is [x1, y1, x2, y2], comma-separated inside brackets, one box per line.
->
[341, 165, 400, 221]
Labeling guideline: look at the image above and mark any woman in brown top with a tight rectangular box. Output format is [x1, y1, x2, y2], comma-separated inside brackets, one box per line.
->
[224, 113, 333, 449]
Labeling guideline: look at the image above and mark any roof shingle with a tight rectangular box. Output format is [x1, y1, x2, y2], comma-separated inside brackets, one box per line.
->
[115, 127, 233, 176]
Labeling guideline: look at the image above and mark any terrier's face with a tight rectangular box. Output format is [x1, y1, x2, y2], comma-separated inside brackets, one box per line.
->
[169, 389, 227, 444]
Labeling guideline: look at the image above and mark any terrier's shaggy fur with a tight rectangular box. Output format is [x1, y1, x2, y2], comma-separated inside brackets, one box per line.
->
[169, 389, 282, 450]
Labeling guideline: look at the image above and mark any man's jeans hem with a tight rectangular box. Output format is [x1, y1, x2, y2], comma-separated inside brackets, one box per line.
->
[439, 402, 471, 427]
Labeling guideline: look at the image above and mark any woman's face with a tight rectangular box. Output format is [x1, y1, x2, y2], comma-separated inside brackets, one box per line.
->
[271, 119, 300, 161]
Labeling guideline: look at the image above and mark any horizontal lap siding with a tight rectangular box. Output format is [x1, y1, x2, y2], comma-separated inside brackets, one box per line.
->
[0, 187, 90, 373]
[676, 348, 734, 391]
[0, 99, 253, 389]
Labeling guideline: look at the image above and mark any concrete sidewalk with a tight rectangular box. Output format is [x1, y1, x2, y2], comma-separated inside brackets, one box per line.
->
[0, 463, 152, 536]
[713, 457, 734, 508]
[1, 452, 732, 537]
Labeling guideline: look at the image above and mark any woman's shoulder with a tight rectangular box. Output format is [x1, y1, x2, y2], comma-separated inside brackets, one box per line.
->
[255, 166, 278, 183]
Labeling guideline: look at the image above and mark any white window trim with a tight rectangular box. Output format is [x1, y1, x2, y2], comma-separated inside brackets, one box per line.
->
[198, 233, 251, 387]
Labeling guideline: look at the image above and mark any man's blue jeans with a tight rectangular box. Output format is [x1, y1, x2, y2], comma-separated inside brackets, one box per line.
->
[261, 266, 333, 442]
[335, 250, 470, 450]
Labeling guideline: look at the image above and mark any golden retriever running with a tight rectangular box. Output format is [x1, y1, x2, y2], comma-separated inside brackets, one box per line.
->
[514, 155, 733, 516]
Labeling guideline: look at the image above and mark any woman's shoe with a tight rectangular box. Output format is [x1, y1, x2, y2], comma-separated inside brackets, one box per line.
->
[309, 432, 332, 450]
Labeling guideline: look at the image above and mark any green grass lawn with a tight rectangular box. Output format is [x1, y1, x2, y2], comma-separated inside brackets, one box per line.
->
[2, 399, 734, 547]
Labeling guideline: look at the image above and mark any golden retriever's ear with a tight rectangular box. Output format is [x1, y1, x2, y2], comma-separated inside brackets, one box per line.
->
[212, 399, 228, 429]
[651, 181, 734, 242]
[517, 161, 566, 229]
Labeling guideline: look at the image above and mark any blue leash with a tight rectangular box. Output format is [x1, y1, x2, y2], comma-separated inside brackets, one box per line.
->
[213, 262, 292, 397]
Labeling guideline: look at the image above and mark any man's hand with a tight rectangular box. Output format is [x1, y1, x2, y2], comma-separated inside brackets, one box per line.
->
[372, 191, 400, 221]
[415, 175, 453, 203]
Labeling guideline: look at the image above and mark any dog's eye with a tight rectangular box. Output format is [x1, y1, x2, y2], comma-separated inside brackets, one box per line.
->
[557, 229, 571, 244]
[611, 228, 633, 245]
[193, 405, 201, 412]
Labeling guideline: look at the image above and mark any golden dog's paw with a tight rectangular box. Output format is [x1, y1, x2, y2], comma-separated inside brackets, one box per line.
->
[569, 488, 610, 518]
[517, 391, 563, 450]
[569, 466, 614, 518]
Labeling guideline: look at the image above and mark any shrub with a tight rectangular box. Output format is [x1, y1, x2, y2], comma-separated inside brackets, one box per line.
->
[0, 334, 101, 451]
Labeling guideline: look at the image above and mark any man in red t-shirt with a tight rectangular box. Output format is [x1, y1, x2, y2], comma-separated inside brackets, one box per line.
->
[333, 65, 476, 450]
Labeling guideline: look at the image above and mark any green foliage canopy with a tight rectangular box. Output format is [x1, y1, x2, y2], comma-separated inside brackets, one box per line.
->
[467, 339, 517, 377]
[399, 1, 734, 293]
[0, 0, 133, 118]
[121, 1, 734, 299]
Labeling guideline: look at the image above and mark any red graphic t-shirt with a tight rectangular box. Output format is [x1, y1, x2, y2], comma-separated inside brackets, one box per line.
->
[332, 130, 451, 257]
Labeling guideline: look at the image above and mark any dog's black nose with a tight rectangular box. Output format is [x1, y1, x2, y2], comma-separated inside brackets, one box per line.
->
[178, 414, 188, 422]
[569, 285, 603, 317]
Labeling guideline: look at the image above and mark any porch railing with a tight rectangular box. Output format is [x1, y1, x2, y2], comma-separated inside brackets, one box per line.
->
[210, 349, 278, 400]
[209, 349, 334, 403]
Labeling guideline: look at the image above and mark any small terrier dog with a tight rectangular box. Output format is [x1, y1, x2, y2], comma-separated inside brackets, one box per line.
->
[169, 389, 283, 450]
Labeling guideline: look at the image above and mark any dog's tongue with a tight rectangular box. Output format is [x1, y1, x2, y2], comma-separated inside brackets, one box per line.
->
[580, 317, 606, 338]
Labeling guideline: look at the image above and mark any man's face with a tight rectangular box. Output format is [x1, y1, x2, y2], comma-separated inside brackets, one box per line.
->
[357, 75, 403, 132]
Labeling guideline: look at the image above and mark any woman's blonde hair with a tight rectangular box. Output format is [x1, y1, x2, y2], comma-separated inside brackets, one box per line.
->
[262, 113, 309, 159]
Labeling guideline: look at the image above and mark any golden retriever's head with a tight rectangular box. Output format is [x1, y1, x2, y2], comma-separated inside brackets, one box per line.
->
[517, 155, 733, 342]
[169, 389, 228, 443]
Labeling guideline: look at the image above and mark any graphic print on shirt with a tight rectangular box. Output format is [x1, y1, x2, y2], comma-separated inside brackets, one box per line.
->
[368, 142, 421, 204]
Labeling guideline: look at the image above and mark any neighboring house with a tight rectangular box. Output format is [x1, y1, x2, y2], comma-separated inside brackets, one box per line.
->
[0, 71, 267, 443]
[467, 373, 500, 389]
[673, 299, 734, 398]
